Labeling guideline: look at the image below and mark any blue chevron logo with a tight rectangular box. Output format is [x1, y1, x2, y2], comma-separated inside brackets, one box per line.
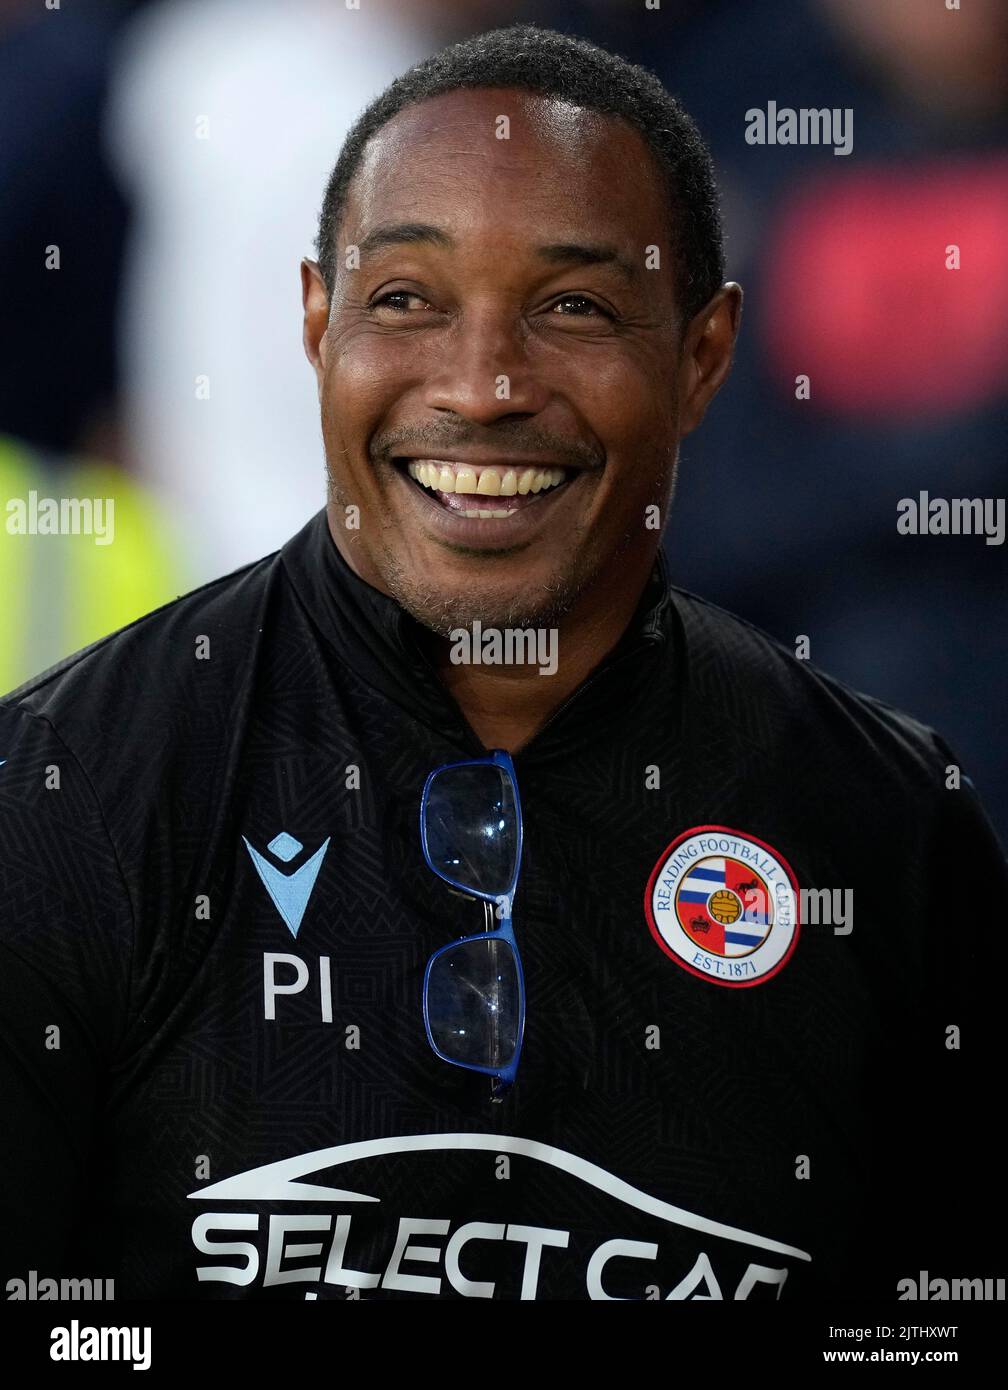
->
[242, 830, 330, 939]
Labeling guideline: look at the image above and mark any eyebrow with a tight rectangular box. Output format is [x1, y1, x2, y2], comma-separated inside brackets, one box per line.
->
[356, 221, 638, 282]
[357, 222, 454, 257]
[535, 242, 638, 283]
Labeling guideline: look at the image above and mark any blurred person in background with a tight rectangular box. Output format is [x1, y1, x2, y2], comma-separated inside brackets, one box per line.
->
[0, 0, 182, 691]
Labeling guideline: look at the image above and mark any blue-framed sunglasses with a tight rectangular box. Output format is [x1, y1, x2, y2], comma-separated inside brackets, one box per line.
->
[419, 749, 526, 1102]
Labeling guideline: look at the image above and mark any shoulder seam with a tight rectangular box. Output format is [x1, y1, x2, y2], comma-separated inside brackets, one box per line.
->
[666, 582, 939, 742]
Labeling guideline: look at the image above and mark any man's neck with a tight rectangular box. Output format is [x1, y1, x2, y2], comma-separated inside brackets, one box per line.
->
[323, 508, 660, 751]
[425, 558, 657, 752]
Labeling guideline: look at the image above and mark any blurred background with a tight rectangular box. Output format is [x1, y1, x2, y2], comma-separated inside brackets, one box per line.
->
[1, 0, 1005, 833]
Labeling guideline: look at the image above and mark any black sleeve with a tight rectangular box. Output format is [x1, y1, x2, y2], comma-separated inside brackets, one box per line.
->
[0, 704, 133, 1279]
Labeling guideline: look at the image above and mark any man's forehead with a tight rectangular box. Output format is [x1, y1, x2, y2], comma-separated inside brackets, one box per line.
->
[347, 87, 665, 240]
[367, 86, 626, 155]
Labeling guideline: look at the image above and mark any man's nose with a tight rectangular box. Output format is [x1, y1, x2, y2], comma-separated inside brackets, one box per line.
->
[421, 302, 552, 423]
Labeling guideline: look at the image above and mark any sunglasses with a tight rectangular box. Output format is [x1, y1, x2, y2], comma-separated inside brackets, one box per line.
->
[419, 749, 526, 1101]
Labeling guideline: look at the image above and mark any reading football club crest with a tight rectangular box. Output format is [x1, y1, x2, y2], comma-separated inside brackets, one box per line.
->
[645, 825, 799, 987]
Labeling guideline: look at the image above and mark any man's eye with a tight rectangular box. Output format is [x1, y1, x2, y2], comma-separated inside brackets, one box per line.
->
[368, 291, 433, 313]
[549, 295, 610, 318]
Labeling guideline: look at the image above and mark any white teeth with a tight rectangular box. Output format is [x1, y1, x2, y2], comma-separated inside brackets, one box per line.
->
[405, 459, 568, 503]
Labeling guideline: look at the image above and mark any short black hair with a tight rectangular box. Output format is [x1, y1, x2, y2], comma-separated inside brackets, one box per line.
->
[315, 23, 725, 326]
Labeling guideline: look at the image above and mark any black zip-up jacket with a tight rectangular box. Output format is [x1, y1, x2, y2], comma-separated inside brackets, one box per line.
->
[1, 508, 1004, 1301]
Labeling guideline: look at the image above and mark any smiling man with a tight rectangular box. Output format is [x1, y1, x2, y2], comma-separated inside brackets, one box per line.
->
[301, 53, 738, 751]
[0, 24, 1004, 1303]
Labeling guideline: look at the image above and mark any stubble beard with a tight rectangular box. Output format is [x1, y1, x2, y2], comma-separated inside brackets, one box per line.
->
[326, 446, 675, 637]
[378, 512, 651, 637]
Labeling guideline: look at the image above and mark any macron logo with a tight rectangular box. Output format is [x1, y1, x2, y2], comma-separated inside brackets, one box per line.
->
[243, 831, 330, 939]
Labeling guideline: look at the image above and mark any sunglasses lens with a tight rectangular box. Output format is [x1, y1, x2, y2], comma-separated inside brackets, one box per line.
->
[426, 936, 520, 1069]
[423, 763, 517, 895]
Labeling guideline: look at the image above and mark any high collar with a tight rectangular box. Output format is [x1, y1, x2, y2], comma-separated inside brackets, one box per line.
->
[280, 509, 679, 760]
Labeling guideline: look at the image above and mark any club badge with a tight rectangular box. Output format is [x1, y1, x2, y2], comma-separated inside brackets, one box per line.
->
[645, 825, 799, 987]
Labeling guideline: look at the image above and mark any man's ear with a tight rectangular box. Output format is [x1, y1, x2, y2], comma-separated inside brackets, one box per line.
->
[301, 258, 330, 392]
[677, 282, 743, 437]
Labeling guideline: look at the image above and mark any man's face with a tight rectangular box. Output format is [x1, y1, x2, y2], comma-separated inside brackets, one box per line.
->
[303, 87, 733, 634]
